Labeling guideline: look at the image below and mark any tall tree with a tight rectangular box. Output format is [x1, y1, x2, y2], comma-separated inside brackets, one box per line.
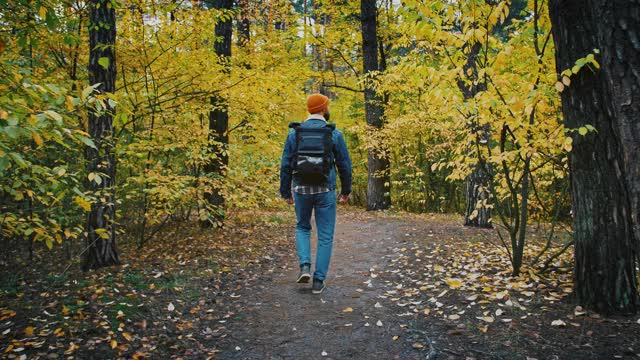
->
[202, 0, 232, 227]
[237, 0, 251, 45]
[361, 0, 390, 210]
[83, 0, 119, 270]
[460, 0, 528, 228]
[549, 0, 639, 313]
[458, 41, 492, 228]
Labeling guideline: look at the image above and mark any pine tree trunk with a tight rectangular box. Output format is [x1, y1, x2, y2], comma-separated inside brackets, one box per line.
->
[83, 0, 119, 271]
[361, 0, 390, 210]
[203, 0, 232, 228]
[549, 0, 639, 314]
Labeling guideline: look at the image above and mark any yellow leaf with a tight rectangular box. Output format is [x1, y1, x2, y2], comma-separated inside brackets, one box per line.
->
[434, 265, 444, 272]
[392, 335, 399, 341]
[563, 136, 573, 152]
[39, 6, 47, 19]
[555, 82, 564, 92]
[562, 76, 571, 86]
[342, 307, 353, 313]
[110, 340, 118, 349]
[123, 332, 132, 341]
[445, 278, 463, 289]
[32, 132, 43, 147]
[74, 196, 91, 211]
[24, 326, 35, 336]
[62, 305, 71, 316]
[66, 96, 75, 112]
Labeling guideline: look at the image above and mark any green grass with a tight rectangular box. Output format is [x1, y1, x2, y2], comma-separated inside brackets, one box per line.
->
[123, 271, 147, 290]
[0, 273, 21, 296]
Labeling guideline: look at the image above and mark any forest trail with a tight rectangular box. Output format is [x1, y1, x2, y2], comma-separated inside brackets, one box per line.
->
[215, 211, 434, 360]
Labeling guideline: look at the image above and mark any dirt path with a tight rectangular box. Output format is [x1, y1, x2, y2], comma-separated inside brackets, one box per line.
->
[215, 211, 430, 360]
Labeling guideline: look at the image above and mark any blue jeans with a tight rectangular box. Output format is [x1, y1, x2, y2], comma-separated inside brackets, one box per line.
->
[293, 191, 336, 281]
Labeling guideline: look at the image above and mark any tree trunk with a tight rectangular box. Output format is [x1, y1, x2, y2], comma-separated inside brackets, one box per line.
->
[458, 41, 493, 228]
[549, 0, 639, 314]
[464, 167, 492, 227]
[237, 0, 250, 45]
[83, 0, 119, 271]
[361, 0, 390, 210]
[202, 0, 232, 228]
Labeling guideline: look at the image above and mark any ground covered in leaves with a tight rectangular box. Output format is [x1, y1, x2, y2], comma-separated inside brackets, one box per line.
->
[1, 209, 639, 359]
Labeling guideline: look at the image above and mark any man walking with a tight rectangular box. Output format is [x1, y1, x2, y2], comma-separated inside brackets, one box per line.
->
[280, 93, 352, 294]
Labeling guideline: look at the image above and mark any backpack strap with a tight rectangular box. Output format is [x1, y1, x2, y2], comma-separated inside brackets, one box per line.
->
[326, 123, 336, 130]
[289, 122, 301, 129]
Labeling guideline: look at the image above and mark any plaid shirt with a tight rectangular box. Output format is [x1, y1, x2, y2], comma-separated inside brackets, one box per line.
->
[293, 183, 330, 195]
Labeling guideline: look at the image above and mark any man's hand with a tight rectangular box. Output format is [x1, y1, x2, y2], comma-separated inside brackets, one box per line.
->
[338, 194, 350, 203]
[283, 197, 294, 205]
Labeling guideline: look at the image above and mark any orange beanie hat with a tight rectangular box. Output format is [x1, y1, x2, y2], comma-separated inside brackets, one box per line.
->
[307, 93, 330, 114]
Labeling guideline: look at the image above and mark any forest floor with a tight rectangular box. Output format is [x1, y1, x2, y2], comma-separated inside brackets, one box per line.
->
[1, 208, 639, 360]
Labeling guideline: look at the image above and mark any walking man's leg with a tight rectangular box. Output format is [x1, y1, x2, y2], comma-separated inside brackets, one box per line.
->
[294, 192, 313, 283]
[312, 191, 337, 293]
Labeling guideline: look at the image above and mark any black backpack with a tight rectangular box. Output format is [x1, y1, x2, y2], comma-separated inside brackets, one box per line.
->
[289, 122, 336, 186]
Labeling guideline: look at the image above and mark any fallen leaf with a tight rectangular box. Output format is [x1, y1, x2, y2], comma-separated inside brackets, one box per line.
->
[392, 335, 399, 341]
[168, 303, 175, 312]
[123, 332, 132, 341]
[551, 320, 566, 327]
[110, 340, 117, 349]
[342, 307, 353, 313]
[412, 343, 425, 349]
[495, 309, 504, 317]
[478, 316, 495, 323]
[24, 326, 35, 336]
[448, 314, 460, 320]
[374, 302, 382, 308]
[321, 351, 328, 356]
[445, 278, 463, 289]
[376, 320, 383, 327]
